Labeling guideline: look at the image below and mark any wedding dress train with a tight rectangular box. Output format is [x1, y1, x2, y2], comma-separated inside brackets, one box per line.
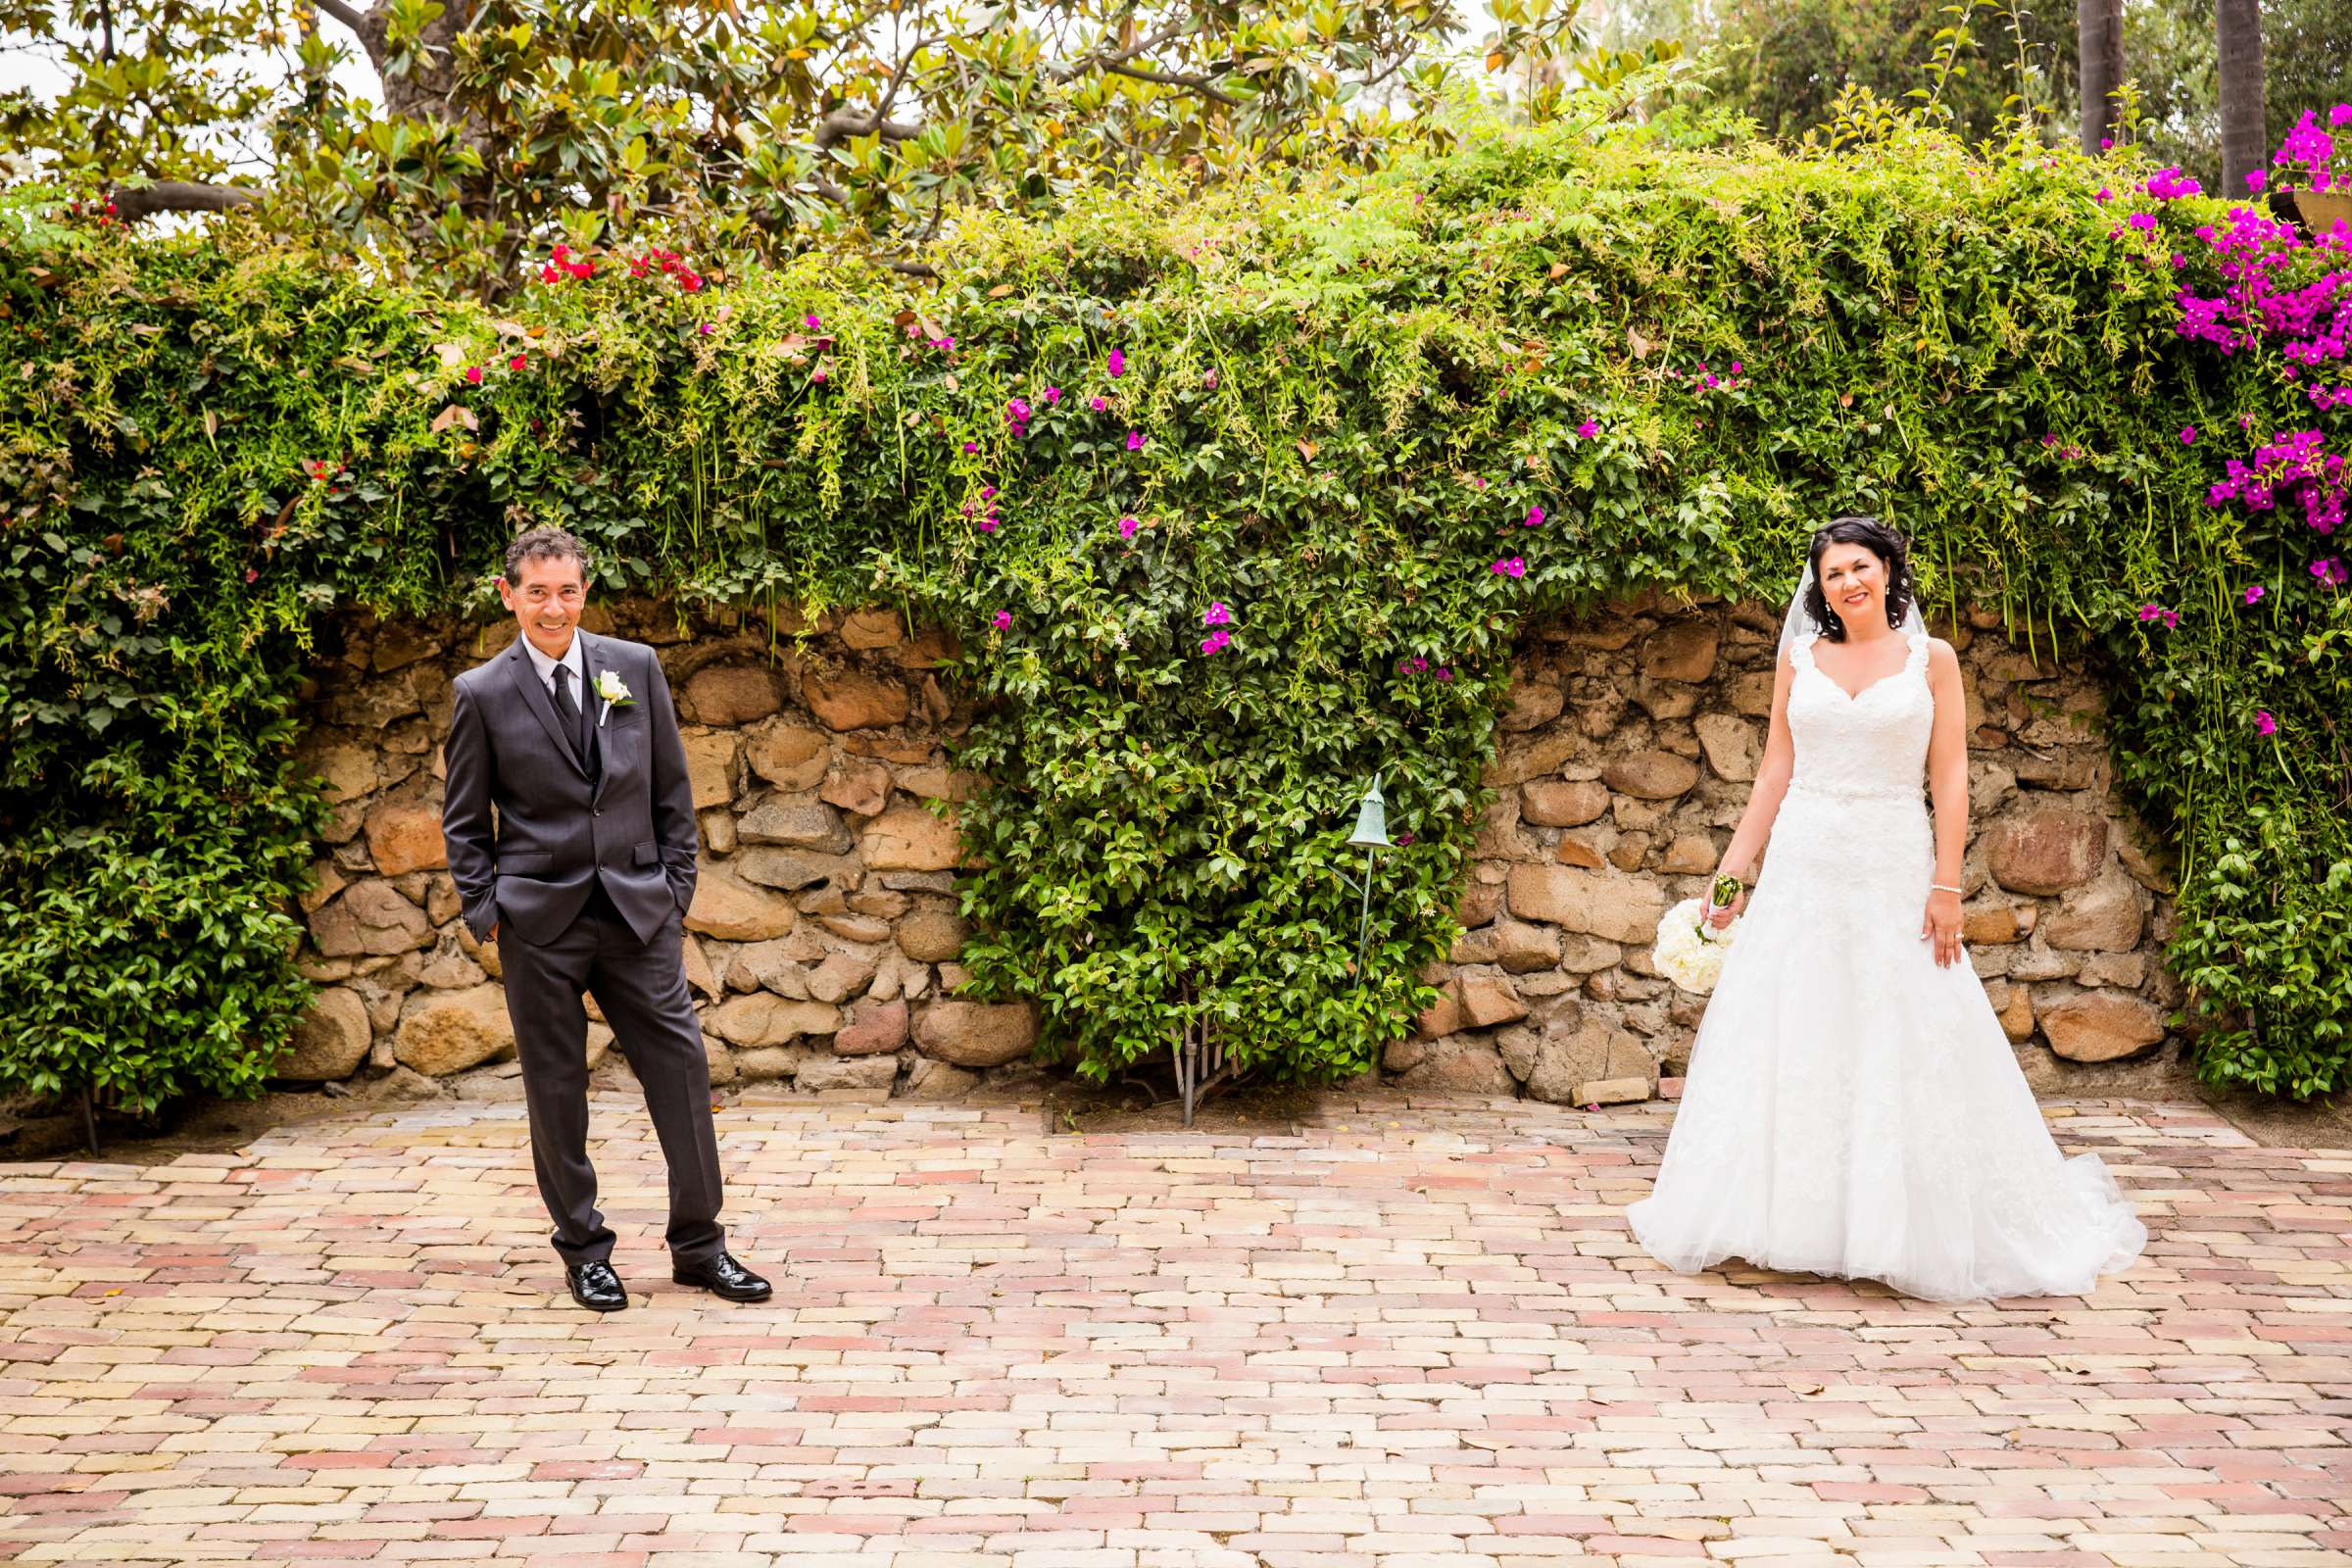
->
[1625, 630, 2148, 1301]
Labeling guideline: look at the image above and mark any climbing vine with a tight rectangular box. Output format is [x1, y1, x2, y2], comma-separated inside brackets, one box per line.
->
[3, 109, 2347, 1114]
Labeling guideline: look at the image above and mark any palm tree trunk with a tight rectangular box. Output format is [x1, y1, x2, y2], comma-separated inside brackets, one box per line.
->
[2217, 0, 2268, 199]
[2077, 0, 2125, 153]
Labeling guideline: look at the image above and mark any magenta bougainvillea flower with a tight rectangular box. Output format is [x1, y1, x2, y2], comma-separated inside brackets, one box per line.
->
[2245, 584, 2267, 605]
[1576, 420, 1599, 438]
[805, 312, 821, 328]
[2205, 431, 2346, 535]
[2315, 557, 2349, 585]
[509, 354, 526, 371]
[2246, 169, 2268, 193]
[978, 515, 1000, 534]
[1434, 666, 1453, 681]
[1395, 831, 1414, 846]
[2136, 603, 2182, 628]
[1118, 514, 1140, 539]
[2257, 710, 2278, 735]
[2180, 426, 2197, 443]
[1524, 505, 1545, 527]
[991, 611, 1011, 630]
[1090, 395, 1108, 412]
[1200, 627, 1231, 655]
[1126, 431, 1146, 451]
[464, 365, 483, 384]
[1107, 349, 1126, 377]
[2145, 168, 2204, 200]
[1044, 387, 1061, 404]
[962, 440, 978, 454]
[1492, 557, 1526, 578]
[1202, 602, 1232, 626]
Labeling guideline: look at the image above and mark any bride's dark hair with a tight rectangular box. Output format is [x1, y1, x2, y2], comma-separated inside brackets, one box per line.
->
[1803, 516, 1916, 641]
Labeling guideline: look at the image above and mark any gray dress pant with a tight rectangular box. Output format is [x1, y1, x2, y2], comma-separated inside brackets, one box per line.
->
[497, 879, 726, 1269]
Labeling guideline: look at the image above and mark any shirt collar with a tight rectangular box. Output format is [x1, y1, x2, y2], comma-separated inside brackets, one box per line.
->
[520, 630, 584, 685]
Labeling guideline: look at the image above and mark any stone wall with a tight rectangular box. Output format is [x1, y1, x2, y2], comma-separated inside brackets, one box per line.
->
[278, 594, 2193, 1103]
[1391, 594, 2193, 1103]
[284, 596, 1033, 1102]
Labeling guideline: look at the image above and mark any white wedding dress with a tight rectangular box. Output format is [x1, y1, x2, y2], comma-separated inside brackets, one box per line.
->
[1626, 629, 2148, 1301]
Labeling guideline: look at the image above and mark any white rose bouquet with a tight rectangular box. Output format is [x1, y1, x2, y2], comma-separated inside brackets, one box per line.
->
[1651, 873, 1744, 995]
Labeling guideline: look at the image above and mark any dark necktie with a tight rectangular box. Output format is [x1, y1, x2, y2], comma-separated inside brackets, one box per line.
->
[552, 662, 584, 763]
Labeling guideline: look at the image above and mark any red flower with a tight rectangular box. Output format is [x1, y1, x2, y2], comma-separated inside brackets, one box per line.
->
[509, 355, 526, 371]
[465, 366, 483, 384]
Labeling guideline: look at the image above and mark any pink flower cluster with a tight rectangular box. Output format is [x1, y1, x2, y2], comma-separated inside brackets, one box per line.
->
[1669, 360, 1744, 392]
[538, 242, 596, 283]
[2206, 429, 2346, 535]
[1491, 557, 1526, 578]
[618, 246, 705, 291]
[2275, 109, 2344, 193]
[2137, 603, 2182, 629]
[2144, 168, 2204, 201]
[2316, 557, 2349, 586]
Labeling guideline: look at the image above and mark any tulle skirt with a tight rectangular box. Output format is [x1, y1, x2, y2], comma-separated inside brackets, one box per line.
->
[1625, 793, 2148, 1302]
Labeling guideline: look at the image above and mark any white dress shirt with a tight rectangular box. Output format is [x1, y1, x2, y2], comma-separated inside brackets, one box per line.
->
[520, 630, 586, 703]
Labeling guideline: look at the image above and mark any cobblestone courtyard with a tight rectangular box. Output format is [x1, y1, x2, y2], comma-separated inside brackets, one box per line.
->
[1, 1090, 2347, 1567]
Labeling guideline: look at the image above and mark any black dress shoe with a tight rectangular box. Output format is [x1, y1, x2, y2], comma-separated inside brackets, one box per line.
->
[671, 1250, 772, 1301]
[565, 1259, 628, 1312]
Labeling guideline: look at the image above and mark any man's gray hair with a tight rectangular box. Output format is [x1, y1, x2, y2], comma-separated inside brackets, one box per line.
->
[504, 525, 591, 585]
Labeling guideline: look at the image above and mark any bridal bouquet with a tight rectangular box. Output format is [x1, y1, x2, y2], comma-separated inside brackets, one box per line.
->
[1651, 874, 1743, 995]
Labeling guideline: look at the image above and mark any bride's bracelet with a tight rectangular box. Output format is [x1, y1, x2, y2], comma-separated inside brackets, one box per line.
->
[1931, 882, 1963, 895]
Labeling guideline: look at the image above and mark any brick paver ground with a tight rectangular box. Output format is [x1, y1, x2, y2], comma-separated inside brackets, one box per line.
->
[0, 1088, 2347, 1568]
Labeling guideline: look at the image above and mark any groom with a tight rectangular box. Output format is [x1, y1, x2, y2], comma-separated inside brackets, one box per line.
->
[440, 526, 769, 1312]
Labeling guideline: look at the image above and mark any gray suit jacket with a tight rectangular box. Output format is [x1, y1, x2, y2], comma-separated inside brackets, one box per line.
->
[441, 630, 699, 947]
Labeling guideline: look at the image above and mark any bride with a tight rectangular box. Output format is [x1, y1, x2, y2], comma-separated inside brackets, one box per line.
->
[1626, 517, 2148, 1301]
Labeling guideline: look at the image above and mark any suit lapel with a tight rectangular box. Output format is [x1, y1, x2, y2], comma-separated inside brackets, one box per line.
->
[502, 638, 588, 777]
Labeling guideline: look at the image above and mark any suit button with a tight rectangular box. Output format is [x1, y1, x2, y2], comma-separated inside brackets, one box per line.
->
[593, 808, 603, 816]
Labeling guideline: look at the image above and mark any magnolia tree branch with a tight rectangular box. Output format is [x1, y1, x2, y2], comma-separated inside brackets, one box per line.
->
[1047, 23, 1188, 81]
[1101, 61, 1242, 107]
[310, 0, 373, 39]
[110, 181, 261, 221]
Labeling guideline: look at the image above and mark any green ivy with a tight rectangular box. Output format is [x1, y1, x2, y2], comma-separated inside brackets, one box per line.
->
[3, 115, 2347, 1114]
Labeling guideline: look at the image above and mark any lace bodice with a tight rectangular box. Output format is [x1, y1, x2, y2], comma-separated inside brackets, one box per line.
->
[1786, 631, 1932, 802]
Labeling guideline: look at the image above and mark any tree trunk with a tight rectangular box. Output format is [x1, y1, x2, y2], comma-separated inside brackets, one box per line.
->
[2078, 0, 2124, 154]
[2217, 0, 2268, 199]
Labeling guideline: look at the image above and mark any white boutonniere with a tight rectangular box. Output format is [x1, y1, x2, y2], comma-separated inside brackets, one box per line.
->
[593, 669, 634, 727]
